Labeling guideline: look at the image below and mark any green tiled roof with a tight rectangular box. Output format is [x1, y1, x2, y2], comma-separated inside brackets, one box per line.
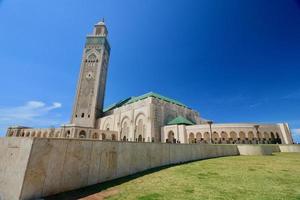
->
[104, 92, 188, 112]
[167, 116, 195, 126]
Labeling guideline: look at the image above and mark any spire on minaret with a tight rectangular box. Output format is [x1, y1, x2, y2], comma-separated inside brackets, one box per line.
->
[96, 18, 105, 26]
[93, 18, 108, 36]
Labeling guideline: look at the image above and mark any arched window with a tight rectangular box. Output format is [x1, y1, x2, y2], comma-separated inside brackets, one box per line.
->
[79, 130, 87, 138]
[86, 54, 98, 67]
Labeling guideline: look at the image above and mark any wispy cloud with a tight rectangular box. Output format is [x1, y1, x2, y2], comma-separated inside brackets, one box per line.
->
[282, 90, 300, 100]
[0, 101, 64, 136]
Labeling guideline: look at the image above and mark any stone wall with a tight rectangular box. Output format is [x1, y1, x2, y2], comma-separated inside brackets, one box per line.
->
[0, 137, 299, 200]
[0, 138, 33, 200]
[0, 137, 239, 200]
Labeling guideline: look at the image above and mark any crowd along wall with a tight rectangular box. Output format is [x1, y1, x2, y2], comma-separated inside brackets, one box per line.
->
[0, 137, 239, 200]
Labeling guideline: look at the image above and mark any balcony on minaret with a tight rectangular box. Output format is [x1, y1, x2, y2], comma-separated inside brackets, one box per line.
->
[93, 19, 108, 37]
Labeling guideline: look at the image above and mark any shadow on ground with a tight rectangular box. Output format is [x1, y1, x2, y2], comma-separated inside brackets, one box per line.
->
[43, 165, 175, 200]
[43, 156, 234, 200]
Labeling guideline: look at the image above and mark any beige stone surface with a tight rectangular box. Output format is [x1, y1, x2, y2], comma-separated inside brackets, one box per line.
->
[279, 145, 300, 152]
[0, 137, 33, 200]
[237, 145, 274, 155]
[1, 137, 299, 200]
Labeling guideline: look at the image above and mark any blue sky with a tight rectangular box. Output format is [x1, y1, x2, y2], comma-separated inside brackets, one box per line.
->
[0, 0, 300, 142]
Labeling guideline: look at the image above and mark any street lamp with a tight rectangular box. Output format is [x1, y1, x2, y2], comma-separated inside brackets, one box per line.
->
[207, 120, 213, 144]
[254, 125, 260, 144]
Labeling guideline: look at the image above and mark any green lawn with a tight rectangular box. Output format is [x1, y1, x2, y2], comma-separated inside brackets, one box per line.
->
[106, 153, 300, 200]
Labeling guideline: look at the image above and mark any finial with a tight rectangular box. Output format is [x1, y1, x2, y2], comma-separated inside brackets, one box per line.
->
[96, 18, 106, 26]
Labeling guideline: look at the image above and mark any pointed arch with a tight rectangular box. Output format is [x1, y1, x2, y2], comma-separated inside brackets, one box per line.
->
[79, 130, 87, 138]
[189, 132, 195, 144]
[167, 131, 175, 143]
[239, 132, 246, 144]
[135, 113, 146, 142]
[203, 132, 210, 143]
[121, 116, 130, 141]
[212, 132, 219, 143]
[196, 132, 202, 143]
[221, 131, 228, 143]
[102, 117, 113, 131]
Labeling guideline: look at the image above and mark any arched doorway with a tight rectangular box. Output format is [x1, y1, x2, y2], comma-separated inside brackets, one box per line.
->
[221, 132, 228, 144]
[92, 133, 99, 139]
[270, 132, 276, 144]
[138, 134, 143, 142]
[212, 132, 219, 144]
[189, 132, 195, 144]
[79, 130, 87, 138]
[102, 133, 106, 140]
[248, 132, 255, 144]
[167, 131, 175, 143]
[196, 132, 202, 143]
[276, 132, 282, 144]
[230, 132, 237, 144]
[203, 132, 210, 143]
[112, 134, 116, 141]
[239, 132, 246, 144]
[121, 121, 129, 141]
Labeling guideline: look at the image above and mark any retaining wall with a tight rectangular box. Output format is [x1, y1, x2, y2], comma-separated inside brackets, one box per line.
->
[0, 137, 299, 200]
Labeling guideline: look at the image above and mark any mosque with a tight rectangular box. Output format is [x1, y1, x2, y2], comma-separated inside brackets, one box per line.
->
[6, 21, 294, 145]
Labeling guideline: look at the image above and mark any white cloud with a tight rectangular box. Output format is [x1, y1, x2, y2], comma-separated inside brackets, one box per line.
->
[0, 101, 64, 136]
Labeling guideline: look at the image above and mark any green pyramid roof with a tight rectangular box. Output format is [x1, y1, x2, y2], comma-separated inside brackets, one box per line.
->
[167, 116, 195, 126]
[104, 92, 188, 112]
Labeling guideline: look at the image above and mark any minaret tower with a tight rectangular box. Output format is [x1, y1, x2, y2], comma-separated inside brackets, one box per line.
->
[71, 20, 110, 128]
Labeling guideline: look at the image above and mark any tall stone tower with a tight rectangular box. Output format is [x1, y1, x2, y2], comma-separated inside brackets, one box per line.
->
[71, 20, 110, 128]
